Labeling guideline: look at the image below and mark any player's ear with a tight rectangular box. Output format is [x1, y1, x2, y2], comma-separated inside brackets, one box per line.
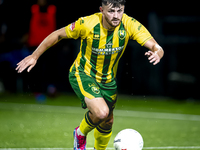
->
[99, 6, 103, 13]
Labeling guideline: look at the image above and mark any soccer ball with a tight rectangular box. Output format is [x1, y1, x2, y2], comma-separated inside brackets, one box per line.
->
[114, 129, 144, 150]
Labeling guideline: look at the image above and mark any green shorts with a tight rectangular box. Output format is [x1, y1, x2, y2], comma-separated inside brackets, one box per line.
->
[69, 70, 117, 112]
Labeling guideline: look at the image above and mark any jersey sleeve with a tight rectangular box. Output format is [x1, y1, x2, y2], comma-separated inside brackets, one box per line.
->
[65, 17, 86, 39]
[123, 14, 153, 46]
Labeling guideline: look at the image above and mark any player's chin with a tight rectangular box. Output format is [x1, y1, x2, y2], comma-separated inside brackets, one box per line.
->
[111, 21, 120, 27]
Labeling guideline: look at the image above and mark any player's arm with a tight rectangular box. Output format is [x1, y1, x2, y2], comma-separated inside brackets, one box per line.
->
[16, 27, 67, 73]
[144, 38, 164, 65]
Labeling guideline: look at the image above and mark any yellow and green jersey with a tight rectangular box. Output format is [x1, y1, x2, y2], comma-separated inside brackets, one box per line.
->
[65, 12, 152, 84]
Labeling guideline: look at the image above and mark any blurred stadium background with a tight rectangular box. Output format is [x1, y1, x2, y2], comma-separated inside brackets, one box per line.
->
[0, 0, 200, 99]
[0, 0, 200, 149]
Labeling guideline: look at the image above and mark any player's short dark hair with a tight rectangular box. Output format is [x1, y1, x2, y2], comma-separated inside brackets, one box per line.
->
[102, 0, 126, 7]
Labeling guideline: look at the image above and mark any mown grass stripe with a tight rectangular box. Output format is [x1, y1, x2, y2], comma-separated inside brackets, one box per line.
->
[1, 103, 200, 121]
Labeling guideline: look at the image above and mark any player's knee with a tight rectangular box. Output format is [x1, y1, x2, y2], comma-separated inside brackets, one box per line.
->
[95, 108, 109, 121]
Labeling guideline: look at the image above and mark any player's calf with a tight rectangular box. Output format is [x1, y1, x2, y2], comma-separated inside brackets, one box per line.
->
[94, 112, 114, 150]
[100, 112, 114, 129]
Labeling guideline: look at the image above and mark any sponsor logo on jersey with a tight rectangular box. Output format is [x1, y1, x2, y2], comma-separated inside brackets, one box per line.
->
[92, 46, 124, 55]
[106, 42, 113, 48]
[70, 22, 75, 31]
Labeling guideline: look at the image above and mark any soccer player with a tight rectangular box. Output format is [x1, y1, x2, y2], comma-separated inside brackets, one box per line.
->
[16, 0, 164, 149]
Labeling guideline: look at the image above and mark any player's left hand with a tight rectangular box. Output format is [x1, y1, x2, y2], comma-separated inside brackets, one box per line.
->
[145, 51, 160, 65]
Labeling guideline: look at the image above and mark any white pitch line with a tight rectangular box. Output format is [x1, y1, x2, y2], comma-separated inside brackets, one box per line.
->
[114, 110, 200, 121]
[1, 147, 200, 150]
[143, 146, 200, 149]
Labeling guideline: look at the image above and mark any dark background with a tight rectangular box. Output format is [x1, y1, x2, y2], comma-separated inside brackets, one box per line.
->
[0, 0, 200, 100]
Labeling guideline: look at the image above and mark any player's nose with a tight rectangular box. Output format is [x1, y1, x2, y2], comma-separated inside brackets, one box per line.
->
[113, 12, 118, 18]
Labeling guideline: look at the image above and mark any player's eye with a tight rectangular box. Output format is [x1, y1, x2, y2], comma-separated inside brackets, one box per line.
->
[108, 10, 115, 13]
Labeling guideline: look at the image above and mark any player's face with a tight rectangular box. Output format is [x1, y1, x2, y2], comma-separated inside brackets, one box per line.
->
[100, 4, 124, 29]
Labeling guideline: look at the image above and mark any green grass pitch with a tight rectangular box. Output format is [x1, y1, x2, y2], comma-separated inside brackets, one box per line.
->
[0, 94, 200, 149]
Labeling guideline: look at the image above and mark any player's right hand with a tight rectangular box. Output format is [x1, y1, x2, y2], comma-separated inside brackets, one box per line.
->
[16, 55, 37, 73]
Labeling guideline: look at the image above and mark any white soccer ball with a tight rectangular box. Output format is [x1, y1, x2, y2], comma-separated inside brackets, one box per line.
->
[114, 129, 144, 150]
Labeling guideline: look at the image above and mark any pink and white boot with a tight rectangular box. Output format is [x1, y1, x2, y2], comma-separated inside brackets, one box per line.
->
[73, 126, 86, 150]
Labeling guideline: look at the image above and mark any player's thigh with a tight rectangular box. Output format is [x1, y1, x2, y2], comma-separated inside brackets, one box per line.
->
[69, 71, 103, 108]
[98, 80, 118, 112]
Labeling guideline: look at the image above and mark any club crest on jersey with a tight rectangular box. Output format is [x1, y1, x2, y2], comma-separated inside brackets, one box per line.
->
[118, 30, 126, 40]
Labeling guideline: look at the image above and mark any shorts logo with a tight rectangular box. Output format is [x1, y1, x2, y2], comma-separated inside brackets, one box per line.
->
[111, 94, 117, 101]
[118, 30, 126, 40]
[88, 83, 100, 94]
